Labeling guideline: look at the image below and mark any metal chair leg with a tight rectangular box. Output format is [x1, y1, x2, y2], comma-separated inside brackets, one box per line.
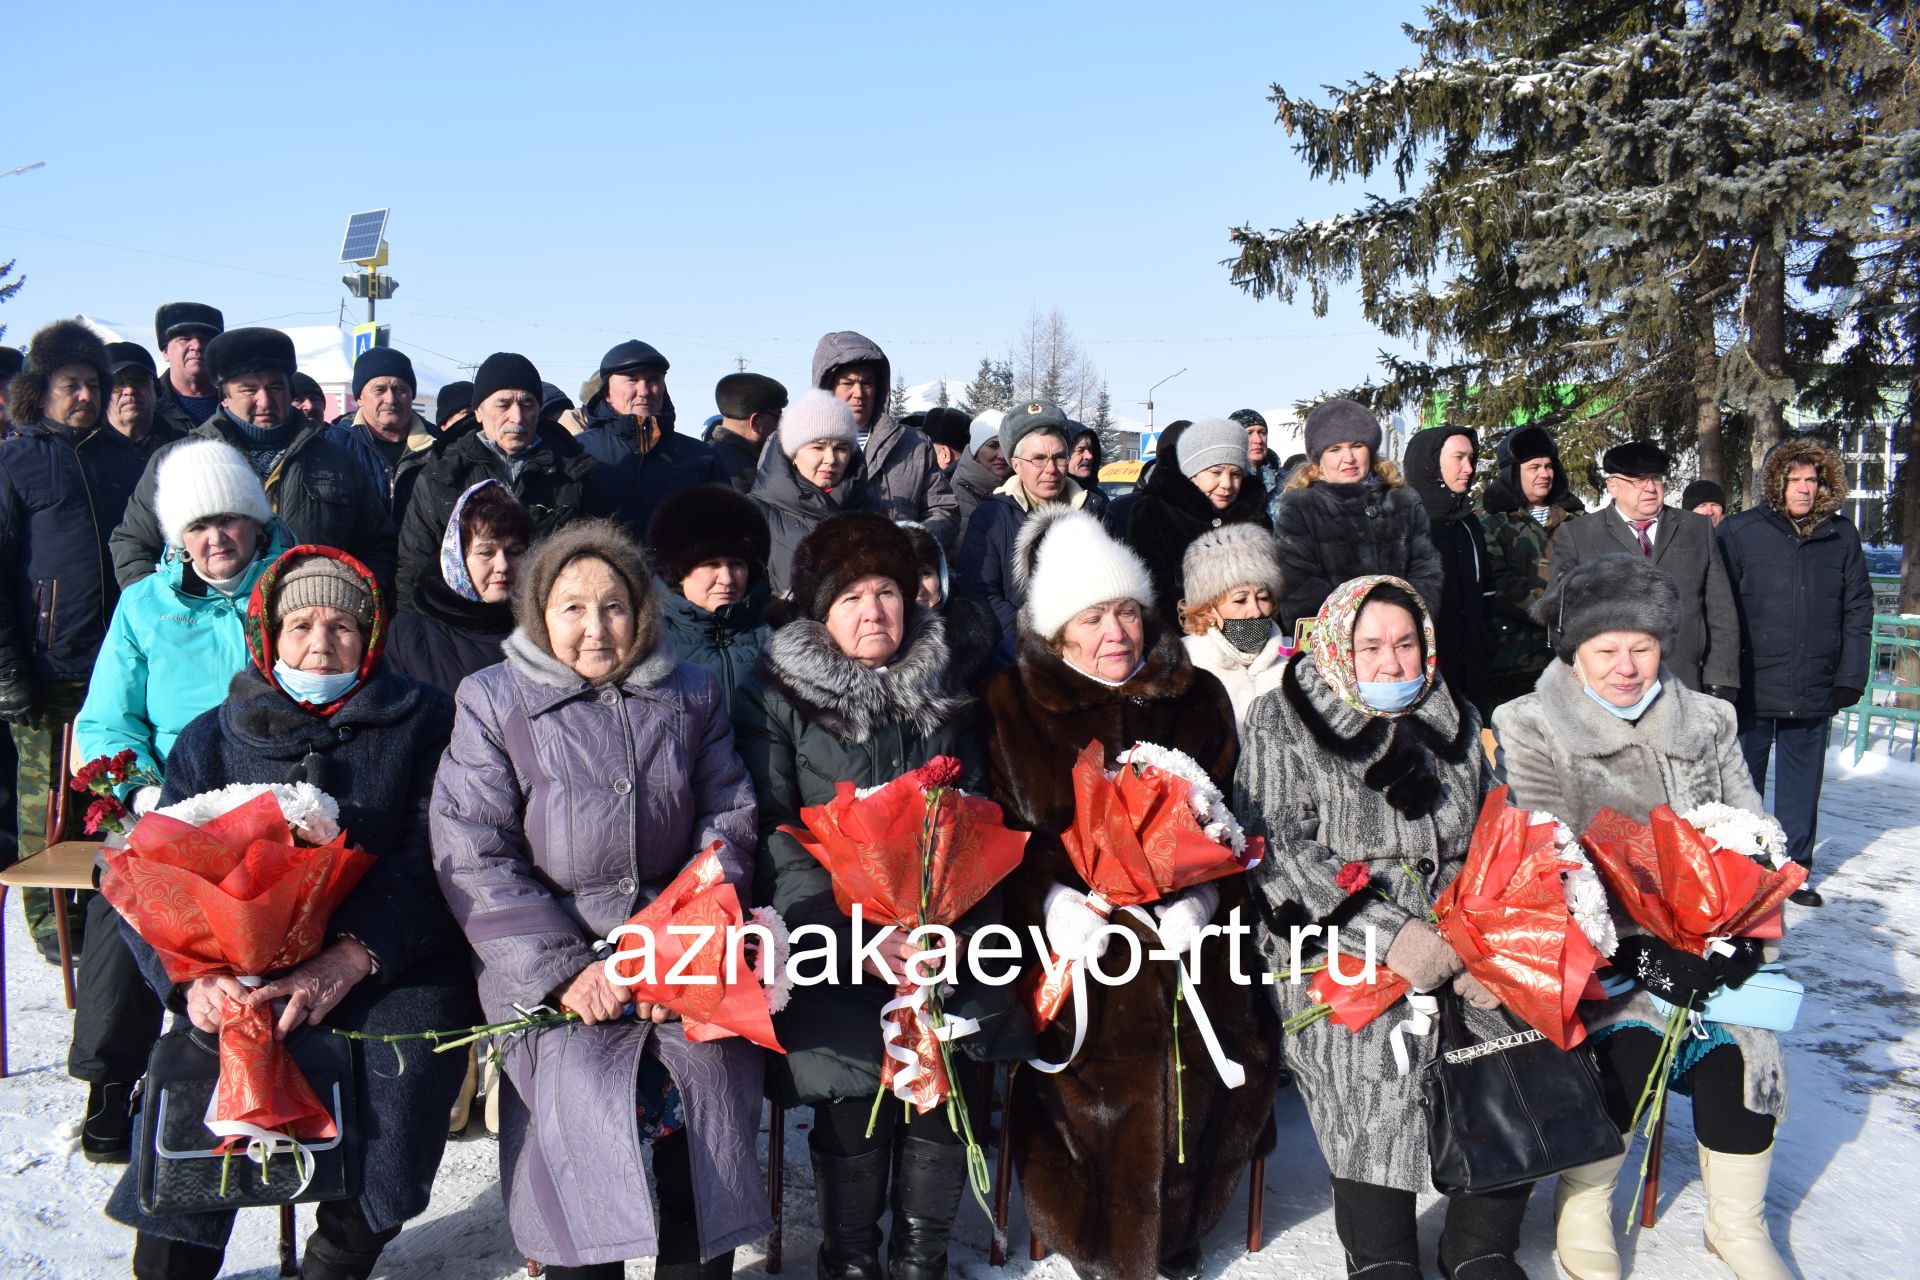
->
[766, 1101, 785, 1274]
[53, 888, 76, 1010]
[1245, 1156, 1265, 1252]
[279, 1203, 297, 1276]
[0, 884, 10, 1079]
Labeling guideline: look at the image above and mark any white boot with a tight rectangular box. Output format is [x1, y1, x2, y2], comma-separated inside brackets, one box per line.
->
[1699, 1143, 1792, 1280]
[1554, 1151, 1625, 1280]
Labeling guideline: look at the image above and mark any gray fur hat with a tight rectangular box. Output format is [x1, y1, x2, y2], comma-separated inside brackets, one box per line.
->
[1180, 524, 1285, 609]
[1533, 554, 1679, 662]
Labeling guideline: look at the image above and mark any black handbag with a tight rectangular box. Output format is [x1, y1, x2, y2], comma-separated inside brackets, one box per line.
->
[1418, 989, 1622, 1196]
[135, 1023, 362, 1215]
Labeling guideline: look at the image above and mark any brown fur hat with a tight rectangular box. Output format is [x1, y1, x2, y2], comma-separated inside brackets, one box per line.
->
[513, 518, 661, 675]
[645, 483, 772, 586]
[787, 510, 919, 624]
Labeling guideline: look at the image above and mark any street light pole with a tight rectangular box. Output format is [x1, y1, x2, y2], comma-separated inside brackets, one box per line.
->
[1141, 367, 1186, 433]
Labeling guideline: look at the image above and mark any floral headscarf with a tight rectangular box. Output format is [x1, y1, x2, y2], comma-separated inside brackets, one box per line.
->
[439, 478, 507, 601]
[1309, 574, 1439, 719]
[244, 545, 388, 718]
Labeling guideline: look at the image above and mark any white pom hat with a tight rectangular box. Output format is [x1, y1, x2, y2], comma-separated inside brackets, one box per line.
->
[778, 388, 859, 458]
[155, 439, 274, 547]
[1014, 506, 1155, 640]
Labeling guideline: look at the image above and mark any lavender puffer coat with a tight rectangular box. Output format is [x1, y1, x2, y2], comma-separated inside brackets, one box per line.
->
[431, 629, 770, 1269]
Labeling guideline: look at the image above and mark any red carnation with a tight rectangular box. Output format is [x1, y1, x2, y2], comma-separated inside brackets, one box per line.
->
[71, 758, 105, 792]
[83, 795, 127, 836]
[1334, 861, 1372, 895]
[108, 749, 138, 781]
[915, 756, 963, 791]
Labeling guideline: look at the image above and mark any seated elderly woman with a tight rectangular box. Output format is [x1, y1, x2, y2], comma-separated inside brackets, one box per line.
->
[731, 511, 1028, 1280]
[109, 546, 478, 1280]
[1234, 575, 1519, 1280]
[1176, 522, 1290, 734]
[385, 478, 531, 696]
[432, 519, 769, 1280]
[1494, 555, 1792, 1280]
[979, 507, 1276, 1280]
[71, 439, 289, 1162]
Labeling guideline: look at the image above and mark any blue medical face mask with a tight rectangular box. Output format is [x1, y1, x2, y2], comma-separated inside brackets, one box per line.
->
[1584, 678, 1662, 721]
[1358, 675, 1426, 713]
[273, 660, 359, 706]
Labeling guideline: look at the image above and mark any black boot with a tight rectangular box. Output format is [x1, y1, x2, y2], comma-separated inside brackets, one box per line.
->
[1330, 1177, 1420, 1280]
[654, 1131, 736, 1280]
[81, 1080, 133, 1163]
[887, 1137, 967, 1280]
[810, 1141, 890, 1280]
[299, 1197, 401, 1280]
[1157, 1243, 1204, 1280]
[132, 1231, 224, 1280]
[1437, 1184, 1531, 1280]
[538, 1265, 625, 1279]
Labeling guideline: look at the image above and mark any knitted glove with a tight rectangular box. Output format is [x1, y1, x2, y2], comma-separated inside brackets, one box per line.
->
[1152, 882, 1221, 955]
[1384, 918, 1465, 992]
[1043, 884, 1112, 961]
[1452, 970, 1501, 1010]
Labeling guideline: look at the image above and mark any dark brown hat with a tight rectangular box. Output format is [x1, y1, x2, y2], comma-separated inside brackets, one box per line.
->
[787, 511, 919, 624]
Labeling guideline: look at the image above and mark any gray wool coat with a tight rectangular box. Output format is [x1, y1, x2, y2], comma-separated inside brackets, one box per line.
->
[1549, 505, 1740, 692]
[1234, 656, 1503, 1192]
[431, 630, 772, 1268]
[1492, 659, 1787, 1118]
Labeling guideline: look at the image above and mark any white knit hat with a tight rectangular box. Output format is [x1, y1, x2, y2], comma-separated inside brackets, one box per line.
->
[155, 439, 274, 547]
[779, 388, 859, 458]
[1177, 417, 1251, 478]
[1014, 506, 1155, 640]
[1180, 523, 1286, 609]
[969, 408, 1005, 457]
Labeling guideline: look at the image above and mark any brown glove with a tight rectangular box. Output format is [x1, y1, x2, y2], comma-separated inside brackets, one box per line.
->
[1384, 919, 1464, 992]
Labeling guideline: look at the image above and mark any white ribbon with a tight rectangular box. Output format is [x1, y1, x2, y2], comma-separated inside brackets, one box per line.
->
[1389, 991, 1442, 1076]
[1025, 890, 1113, 1075]
[879, 983, 982, 1103]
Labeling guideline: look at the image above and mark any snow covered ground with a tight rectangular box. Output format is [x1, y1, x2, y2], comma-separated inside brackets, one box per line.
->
[2, 744, 1914, 1279]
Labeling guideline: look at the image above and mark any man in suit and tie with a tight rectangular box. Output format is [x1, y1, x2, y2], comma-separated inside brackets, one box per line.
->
[1548, 440, 1740, 697]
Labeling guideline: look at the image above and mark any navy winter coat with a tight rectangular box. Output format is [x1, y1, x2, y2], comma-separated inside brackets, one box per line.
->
[575, 403, 729, 537]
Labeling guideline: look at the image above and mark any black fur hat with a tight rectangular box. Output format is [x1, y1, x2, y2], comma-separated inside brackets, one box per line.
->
[206, 327, 296, 387]
[919, 405, 973, 452]
[1533, 554, 1680, 662]
[0, 346, 22, 384]
[9, 319, 112, 427]
[154, 301, 224, 345]
[645, 484, 772, 586]
[787, 510, 919, 624]
[715, 372, 787, 420]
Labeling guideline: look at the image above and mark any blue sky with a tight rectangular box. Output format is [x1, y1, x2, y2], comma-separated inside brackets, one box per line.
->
[2, 1, 1428, 426]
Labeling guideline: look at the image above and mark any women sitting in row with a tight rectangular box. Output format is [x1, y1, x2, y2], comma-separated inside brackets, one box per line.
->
[432, 520, 771, 1280]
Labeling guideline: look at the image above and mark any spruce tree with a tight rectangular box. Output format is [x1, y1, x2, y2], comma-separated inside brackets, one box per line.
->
[0, 259, 21, 344]
[889, 374, 909, 424]
[1226, 0, 1915, 499]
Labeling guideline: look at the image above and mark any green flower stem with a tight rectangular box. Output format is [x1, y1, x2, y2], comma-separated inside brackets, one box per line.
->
[1623, 1001, 1691, 1234]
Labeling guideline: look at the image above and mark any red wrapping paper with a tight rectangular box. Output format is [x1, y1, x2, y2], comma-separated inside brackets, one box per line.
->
[101, 793, 374, 1145]
[1306, 964, 1413, 1032]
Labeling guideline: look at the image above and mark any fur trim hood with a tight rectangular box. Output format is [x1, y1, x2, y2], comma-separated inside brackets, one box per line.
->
[1760, 435, 1846, 534]
[9, 320, 112, 427]
[756, 604, 962, 743]
[1010, 622, 1195, 716]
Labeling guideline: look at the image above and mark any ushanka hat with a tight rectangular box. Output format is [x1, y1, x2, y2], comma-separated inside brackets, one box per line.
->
[645, 484, 772, 586]
[155, 302, 224, 345]
[206, 327, 297, 387]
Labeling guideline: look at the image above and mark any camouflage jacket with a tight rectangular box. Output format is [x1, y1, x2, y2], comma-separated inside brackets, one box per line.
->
[1477, 478, 1581, 682]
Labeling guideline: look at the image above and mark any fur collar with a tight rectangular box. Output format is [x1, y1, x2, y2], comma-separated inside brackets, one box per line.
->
[1011, 624, 1195, 715]
[758, 605, 963, 743]
[1280, 651, 1474, 818]
[222, 667, 422, 746]
[1533, 659, 1712, 759]
[500, 626, 678, 696]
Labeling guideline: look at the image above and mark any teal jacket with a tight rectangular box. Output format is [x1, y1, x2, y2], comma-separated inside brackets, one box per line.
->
[75, 524, 293, 787]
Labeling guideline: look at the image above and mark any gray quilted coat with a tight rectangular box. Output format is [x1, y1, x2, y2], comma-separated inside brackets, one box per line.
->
[431, 629, 771, 1268]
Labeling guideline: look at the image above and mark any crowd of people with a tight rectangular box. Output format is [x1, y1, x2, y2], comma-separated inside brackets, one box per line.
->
[0, 300, 1878, 1280]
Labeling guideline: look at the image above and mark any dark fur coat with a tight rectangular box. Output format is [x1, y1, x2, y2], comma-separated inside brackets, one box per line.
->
[1270, 471, 1444, 630]
[980, 628, 1277, 1280]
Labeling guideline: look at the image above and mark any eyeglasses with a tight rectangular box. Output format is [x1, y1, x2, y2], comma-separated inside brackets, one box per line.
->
[1609, 475, 1665, 491]
[1014, 453, 1068, 470]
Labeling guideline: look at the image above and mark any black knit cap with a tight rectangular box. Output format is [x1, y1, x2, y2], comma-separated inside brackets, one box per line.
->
[1680, 479, 1726, 510]
[106, 342, 157, 379]
[645, 484, 772, 586]
[435, 380, 474, 425]
[471, 353, 542, 405]
[598, 339, 671, 378]
[715, 372, 787, 420]
[351, 345, 415, 397]
[290, 371, 325, 402]
[154, 302, 224, 344]
[1602, 440, 1670, 478]
[1229, 408, 1268, 429]
[920, 406, 973, 451]
[206, 327, 297, 386]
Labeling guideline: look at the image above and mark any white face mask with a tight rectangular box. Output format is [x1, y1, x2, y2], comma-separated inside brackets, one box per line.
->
[1584, 678, 1662, 721]
[273, 660, 359, 706]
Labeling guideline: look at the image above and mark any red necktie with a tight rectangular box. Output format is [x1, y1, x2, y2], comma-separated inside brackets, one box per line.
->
[1629, 519, 1654, 557]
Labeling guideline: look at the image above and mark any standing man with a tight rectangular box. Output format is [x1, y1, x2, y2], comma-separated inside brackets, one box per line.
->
[325, 346, 438, 509]
[575, 339, 727, 533]
[0, 321, 145, 958]
[920, 406, 974, 471]
[111, 327, 397, 590]
[149, 301, 224, 436]
[290, 372, 329, 425]
[1477, 424, 1585, 707]
[812, 330, 958, 546]
[1231, 407, 1284, 524]
[1718, 437, 1873, 907]
[1550, 440, 1740, 696]
[954, 399, 1094, 641]
[1682, 479, 1728, 528]
[710, 372, 787, 492]
[102, 343, 184, 458]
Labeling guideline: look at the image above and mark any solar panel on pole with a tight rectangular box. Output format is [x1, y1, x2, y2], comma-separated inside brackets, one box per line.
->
[339, 209, 390, 264]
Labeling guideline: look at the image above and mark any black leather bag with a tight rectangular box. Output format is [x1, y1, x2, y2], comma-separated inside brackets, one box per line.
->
[1418, 989, 1622, 1196]
[135, 1023, 361, 1215]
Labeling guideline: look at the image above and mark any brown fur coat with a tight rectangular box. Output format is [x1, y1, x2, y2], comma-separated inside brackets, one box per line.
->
[980, 627, 1277, 1280]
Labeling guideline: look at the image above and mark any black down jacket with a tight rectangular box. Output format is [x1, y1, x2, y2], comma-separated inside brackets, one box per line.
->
[1402, 426, 1496, 713]
[574, 399, 729, 537]
[1120, 456, 1271, 629]
[1270, 468, 1444, 631]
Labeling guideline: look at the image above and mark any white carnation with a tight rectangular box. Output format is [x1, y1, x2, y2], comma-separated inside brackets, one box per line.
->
[1528, 809, 1616, 956]
[748, 906, 793, 1014]
[154, 782, 342, 844]
[1682, 803, 1789, 868]
[1115, 741, 1250, 855]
